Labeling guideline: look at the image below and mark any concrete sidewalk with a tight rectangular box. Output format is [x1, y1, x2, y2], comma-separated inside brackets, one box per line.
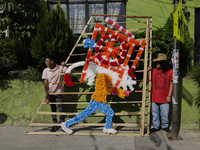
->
[0, 126, 199, 150]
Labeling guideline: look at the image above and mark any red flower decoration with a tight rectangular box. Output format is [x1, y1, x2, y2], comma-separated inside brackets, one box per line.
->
[64, 73, 74, 87]
[128, 67, 135, 79]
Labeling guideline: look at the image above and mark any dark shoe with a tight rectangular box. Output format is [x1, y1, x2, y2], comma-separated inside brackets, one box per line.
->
[50, 126, 60, 132]
[162, 127, 171, 133]
[150, 128, 160, 134]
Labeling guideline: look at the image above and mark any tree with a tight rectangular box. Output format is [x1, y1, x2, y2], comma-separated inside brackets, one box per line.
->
[0, 0, 43, 43]
[163, 13, 193, 77]
[133, 13, 192, 77]
[0, 0, 44, 75]
[31, 2, 74, 64]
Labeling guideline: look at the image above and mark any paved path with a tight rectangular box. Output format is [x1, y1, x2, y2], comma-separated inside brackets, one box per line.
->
[0, 126, 199, 150]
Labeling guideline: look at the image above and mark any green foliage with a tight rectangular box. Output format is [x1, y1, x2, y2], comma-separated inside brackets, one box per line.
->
[133, 13, 193, 77]
[0, 37, 20, 79]
[0, 0, 43, 42]
[17, 66, 42, 82]
[191, 63, 200, 110]
[31, 2, 74, 64]
[164, 13, 192, 77]
[0, 36, 37, 79]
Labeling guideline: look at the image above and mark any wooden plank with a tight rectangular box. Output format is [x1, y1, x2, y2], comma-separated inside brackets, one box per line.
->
[59, 70, 145, 75]
[29, 123, 149, 127]
[76, 43, 84, 47]
[147, 17, 153, 136]
[52, 79, 151, 85]
[140, 18, 150, 136]
[37, 111, 149, 116]
[25, 132, 143, 136]
[129, 59, 151, 62]
[70, 53, 87, 56]
[48, 90, 150, 95]
[92, 14, 152, 18]
[41, 101, 149, 105]
[81, 28, 146, 36]
[87, 21, 146, 25]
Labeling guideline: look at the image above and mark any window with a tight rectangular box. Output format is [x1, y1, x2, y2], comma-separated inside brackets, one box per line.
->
[48, 0, 127, 34]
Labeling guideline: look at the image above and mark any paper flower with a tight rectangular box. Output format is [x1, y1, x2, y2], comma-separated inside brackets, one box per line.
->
[64, 73, 74, 87]
[111, 89, 118, 95]
[124, 90, 130, 97]
[83, 38, 95, 49]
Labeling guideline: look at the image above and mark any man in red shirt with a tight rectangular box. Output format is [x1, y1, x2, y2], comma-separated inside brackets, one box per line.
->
[148, 53, 173, 134]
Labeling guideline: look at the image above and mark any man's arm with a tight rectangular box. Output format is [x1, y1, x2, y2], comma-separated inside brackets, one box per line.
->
[166, 81, 173, 103]
[44, 79, 50, 104]
[61, 62, 69, 67]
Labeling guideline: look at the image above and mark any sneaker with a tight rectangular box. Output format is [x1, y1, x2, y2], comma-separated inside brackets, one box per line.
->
[162, 127, 171, 133]
[103, 127, 117, 135]
[50, 126, 59, 132]
[150, 128, 160, 133]
[61, 122, 73, 135]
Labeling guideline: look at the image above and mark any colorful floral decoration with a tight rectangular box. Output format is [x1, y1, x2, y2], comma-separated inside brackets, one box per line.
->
[62, 18, 146, 135]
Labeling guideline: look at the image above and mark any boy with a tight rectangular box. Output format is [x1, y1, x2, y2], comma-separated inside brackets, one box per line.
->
[148, 53, 173, 133]
[42, 55, 67, 132]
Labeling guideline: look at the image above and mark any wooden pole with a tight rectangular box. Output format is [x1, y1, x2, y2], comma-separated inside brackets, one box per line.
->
[147, 17, 153, 135]
[140, 18, 150, 136]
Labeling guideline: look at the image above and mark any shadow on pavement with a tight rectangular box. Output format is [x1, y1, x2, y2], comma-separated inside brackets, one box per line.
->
[149, 132, 162, 147]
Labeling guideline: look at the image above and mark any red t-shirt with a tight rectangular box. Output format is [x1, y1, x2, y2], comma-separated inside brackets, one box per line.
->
[151, 68, 173, 103]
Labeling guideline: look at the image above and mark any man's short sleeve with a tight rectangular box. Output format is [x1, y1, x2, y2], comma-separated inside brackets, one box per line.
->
[42, 69, 48, 80]
[62, 66, 67, 73]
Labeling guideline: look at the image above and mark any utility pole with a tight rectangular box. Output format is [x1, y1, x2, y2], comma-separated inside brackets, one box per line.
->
[168, 0, 182, 140]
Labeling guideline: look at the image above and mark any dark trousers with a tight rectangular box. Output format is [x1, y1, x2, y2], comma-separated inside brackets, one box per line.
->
[49, 95, 65, 123]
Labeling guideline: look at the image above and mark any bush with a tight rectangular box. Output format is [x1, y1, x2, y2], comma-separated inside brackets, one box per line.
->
[31, 2, 74, 65]
[164, 13, 192, 77]
[0, 37, 20, 79]
[133, 13, 193, 77]
[17, 66, 42, 82]
[0, 0, 43, 43]
[0, 36, 37, 79]
[191, 63, 200, 110]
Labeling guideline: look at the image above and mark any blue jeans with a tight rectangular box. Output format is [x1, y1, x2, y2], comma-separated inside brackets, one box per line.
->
[152, 102, 169, 129]
[64, 99, 114, 129]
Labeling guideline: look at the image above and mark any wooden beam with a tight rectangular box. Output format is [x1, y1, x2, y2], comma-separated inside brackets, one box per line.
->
[140, 18, 150, 136]
[29, 123, 149, 127]
[87, 21, 146, 25]
[92, 14, 152, 18]
[41, 101, 150, 105]
[37, 111, 149, 116]
[48, 90, 150, 95]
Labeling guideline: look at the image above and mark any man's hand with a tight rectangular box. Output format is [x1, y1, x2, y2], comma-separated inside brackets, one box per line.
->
[166, 96, 171, 103]
[61, 62, 66, 66]
[61, 61, 70, 68]
[148, 66, 152, 71]
[46, 96, 50, 104]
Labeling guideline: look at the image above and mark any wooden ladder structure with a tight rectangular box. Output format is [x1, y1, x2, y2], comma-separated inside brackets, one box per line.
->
[24, 14, 152, 136]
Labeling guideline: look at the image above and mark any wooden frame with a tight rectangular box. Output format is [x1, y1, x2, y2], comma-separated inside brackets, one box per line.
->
[25, 14, 152, 136]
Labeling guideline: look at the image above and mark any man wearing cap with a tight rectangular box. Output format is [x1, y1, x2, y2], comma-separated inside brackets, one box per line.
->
[148, 53, 173, 134]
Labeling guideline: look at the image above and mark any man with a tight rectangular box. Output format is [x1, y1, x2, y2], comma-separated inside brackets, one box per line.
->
[148, 53, 173, 134]
[42, 55, 67, 132]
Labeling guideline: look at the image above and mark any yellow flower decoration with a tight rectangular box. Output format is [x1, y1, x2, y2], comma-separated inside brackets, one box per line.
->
[91, 74, 126, 103]
[91, 74, 113, 103]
